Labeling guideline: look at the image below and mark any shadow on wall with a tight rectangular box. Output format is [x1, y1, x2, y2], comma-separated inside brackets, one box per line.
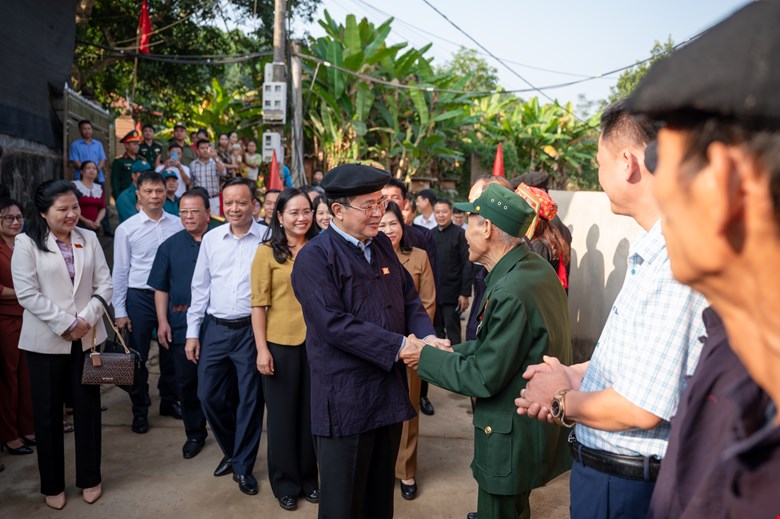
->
[568, 227, 632, 362]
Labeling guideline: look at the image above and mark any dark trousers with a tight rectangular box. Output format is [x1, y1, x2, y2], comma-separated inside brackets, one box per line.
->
[95, 179, 112, 234]
[197, 316, 263, 475]
[125, 288, 177, 418]
[26, 342, 101, 495]
[171, 342, 207, 441]
[435, 304, 462, 345]
[263, 342, 318, 498]
[0, 315, 34, 442]
[570, 458, 655, 519]
[477, 486, 530, 519]
[315, 422, 402, 519]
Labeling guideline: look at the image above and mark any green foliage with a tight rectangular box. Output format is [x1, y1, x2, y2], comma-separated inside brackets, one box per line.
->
[458, 93, 600, 190]
[185, 77, 263, 140]
[437, 47, 499, 93]
[304, 12, 476, 179]
[73, 0, 320, 122]
[605, 37, 675, 105]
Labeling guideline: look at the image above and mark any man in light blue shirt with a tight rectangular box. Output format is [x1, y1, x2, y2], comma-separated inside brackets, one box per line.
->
[516, 100, 706, 519]
[69, 119, 107, 182]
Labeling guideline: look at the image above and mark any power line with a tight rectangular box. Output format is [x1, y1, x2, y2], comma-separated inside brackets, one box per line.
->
[113, 0, 221, 46]
[418, 0, 562, 108]
[77, 40, 274, 65]
[353, 0, 616, 80]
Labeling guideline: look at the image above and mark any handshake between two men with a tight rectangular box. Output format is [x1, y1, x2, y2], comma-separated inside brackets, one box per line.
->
[400, 334, 452, 370]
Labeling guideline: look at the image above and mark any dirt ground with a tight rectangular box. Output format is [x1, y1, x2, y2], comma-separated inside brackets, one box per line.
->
[0, 343, 570, 519]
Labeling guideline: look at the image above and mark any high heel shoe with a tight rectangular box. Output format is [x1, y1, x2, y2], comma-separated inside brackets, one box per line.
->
[45, 492, 66, 510]
[82, 483, 102, 504]
[21, 436, 37, 447]
[0, 442, 33, 455]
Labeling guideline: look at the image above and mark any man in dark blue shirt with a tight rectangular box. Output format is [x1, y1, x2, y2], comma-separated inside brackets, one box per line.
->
[291, 164, 449, 519]
[147, 188, 211, 459]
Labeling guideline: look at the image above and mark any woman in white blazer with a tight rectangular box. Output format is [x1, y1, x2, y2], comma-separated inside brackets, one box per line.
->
[11, 180, 112, 510]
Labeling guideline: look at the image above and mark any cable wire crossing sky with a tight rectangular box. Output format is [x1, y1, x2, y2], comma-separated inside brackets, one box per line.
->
[293, 0, 750, 105]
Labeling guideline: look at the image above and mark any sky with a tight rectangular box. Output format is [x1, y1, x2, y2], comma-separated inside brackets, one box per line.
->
[287, 0, 750, 110]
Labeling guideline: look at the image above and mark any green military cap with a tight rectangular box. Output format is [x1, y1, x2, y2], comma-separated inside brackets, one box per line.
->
[454, 183, 535, 238]
[131, 159, 153, 174]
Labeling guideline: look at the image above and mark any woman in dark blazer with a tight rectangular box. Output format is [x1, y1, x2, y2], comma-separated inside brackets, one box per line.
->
[11, 180, 112, 510]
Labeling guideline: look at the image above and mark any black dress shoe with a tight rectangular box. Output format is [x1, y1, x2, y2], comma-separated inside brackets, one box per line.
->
[303, 488, 320, 504]
[400, 480, 418, 500]
[1, 443, 33, 455]
[278, 496, 297, 510]
[466, 513, 478, 519]
[131, 415, 149, 434]
[213, 456, 233, 477]
[182, 438, 205, 459]
[21, 436, 37, 447]
[160, 402, 183, 420]
[420, 396, 435, 416]
[233, 473, 258, 495]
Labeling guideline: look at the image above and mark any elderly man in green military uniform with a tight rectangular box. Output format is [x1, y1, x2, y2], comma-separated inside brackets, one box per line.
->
[401, 183, 572, 519]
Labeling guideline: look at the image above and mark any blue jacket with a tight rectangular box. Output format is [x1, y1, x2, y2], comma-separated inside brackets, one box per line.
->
[291, 226, 435, 437]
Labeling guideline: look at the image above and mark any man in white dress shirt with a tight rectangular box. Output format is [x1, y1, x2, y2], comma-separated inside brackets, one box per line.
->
[113, 171, 184, 434]
[185, 177, 265, 496]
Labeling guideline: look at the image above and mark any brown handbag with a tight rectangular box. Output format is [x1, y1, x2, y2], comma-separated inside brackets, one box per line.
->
[81, 295, 137, 386]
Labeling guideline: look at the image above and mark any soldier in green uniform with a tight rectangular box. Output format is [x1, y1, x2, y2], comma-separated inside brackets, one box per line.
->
[139, 124, 164, 168]
[111, 130, 143, 199]
[401, 183, 572, 519]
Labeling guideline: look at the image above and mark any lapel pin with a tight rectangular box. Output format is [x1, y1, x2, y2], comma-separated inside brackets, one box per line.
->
[382, 267, 390, 275]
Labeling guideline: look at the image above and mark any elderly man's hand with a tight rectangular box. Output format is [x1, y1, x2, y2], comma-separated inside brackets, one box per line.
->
[515, 356, 570, 423]
[422, 335, 452, 352]
[400, 334, 427, 370]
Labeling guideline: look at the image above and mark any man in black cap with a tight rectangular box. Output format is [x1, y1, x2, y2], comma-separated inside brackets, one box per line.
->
[627, 1, 780, 515]
[291, 164, 449, 519]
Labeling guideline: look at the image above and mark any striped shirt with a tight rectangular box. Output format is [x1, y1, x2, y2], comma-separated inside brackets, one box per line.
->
[189, 158, 223, 198]
[575, 220, 707, 458]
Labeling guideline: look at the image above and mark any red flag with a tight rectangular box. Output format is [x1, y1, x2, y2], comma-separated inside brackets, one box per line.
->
[268, 150, 283, 191]
[138, 0, 152, 55]
[492, 142, 505, 177]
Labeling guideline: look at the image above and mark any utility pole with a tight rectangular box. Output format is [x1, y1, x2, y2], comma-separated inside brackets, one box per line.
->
[290, 40, 306, 186]
[262, 0, 290, 186]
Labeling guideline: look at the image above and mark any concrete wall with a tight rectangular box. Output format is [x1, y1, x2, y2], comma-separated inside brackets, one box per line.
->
[0, 134, 64, 209]
[550, 190, 644, 362]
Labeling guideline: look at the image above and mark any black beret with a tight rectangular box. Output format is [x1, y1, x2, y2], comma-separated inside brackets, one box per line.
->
[628, 1, 780, 130]
[321, 164, 391, 198]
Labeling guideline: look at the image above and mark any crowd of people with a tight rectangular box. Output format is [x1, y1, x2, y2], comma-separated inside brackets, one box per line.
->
[1, 2, 779, 518]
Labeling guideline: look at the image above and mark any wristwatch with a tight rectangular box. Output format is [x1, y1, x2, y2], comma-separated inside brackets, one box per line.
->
[551, 389, 575, 428]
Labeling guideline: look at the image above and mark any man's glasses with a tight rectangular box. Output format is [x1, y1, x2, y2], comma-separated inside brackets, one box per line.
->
[343, 198, 389, 215]
[179, 209, 204, 216]
[1, 215, 24, 224]
[284, 210, 313, 218]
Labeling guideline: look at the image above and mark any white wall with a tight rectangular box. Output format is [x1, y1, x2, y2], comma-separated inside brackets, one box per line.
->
[550, 190, 644, 361]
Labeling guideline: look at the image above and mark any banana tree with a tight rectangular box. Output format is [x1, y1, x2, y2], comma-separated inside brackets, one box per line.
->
[303, 12, 474, 179]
